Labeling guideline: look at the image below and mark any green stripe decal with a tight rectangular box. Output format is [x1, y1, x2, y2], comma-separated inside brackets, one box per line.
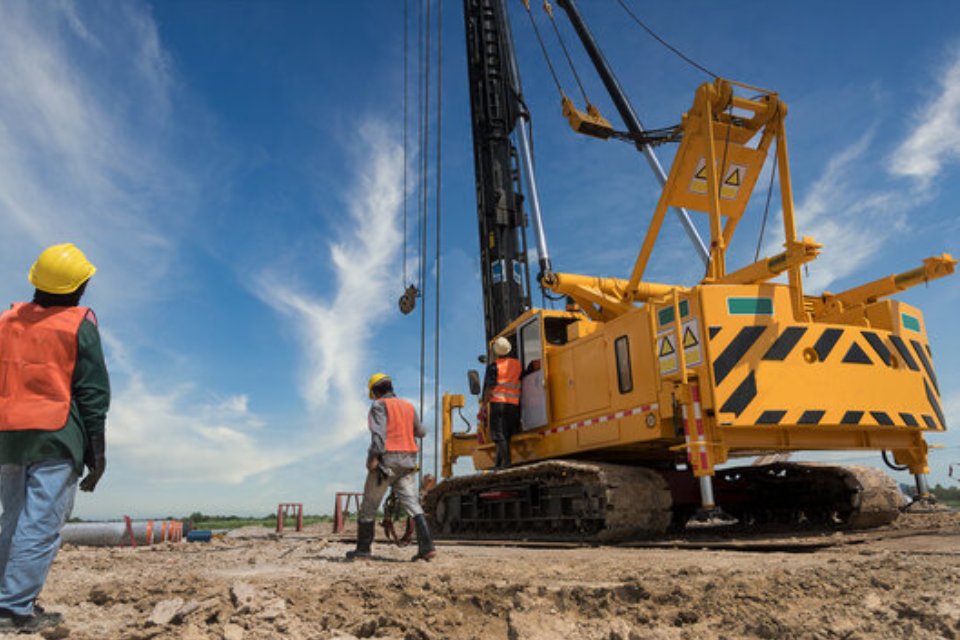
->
[901, 313, 921, 332]
[658, 299, 689, 326]
[727, 297, 773, 315]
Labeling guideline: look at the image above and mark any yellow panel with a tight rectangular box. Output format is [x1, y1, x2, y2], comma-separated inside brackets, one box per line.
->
[668, 138, 767, 219]
[571, 336, 611, 415]
[578, 421, 620, 446]
[699, 285, 945, 435]
[547, 348, 576, 422]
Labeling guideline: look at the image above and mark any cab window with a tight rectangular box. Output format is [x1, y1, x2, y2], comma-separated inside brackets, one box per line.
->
[614, 335, 632, 394]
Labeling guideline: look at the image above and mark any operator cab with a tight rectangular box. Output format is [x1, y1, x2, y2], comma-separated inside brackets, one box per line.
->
[471, 308, 586, 433]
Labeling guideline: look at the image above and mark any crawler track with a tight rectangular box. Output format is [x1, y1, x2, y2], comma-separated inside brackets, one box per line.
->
[425, 461, 672, 542]
[714, 462, 904, 530]
[425, 461, 904, 543]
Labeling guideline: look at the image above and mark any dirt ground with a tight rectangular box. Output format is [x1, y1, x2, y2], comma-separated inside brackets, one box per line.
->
[5, 511, 960, 640]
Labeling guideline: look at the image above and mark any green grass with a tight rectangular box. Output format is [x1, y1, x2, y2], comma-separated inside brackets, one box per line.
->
[190, 515, 332, 530]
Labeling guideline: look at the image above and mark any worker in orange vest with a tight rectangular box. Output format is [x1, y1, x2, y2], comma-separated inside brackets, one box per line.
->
[0, 244, 109, 633]
[346, 373, 436, 562]
[483, 336, 521, 469]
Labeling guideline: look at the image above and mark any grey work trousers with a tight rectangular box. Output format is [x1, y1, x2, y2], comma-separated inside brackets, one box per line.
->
[358, 467, 423, 523]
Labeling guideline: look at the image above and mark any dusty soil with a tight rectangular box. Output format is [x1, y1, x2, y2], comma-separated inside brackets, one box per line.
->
[6, 511, 960, 640]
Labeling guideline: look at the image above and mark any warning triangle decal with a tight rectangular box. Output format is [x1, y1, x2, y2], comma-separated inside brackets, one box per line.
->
[683, 327, 699, 349]
[694, 164, 708, 181]
[724, 167, 741, 187]
[659, 336, 675, 357]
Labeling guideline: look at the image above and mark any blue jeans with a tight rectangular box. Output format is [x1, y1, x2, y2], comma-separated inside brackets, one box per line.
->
[0, 459, 77, 615]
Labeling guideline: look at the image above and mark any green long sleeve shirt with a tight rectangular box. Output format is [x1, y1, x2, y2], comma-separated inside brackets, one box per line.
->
[0, 317, 111, 475]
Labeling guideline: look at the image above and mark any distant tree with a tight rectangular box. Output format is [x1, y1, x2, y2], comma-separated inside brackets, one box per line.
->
[188, 511, 205, 523]
[931, 484, 960, 502]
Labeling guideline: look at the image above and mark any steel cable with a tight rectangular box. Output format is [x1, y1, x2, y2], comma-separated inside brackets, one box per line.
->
[545, 5, 589, 105]
[614, 0, 720, 79]
[402, 0, 409, 287]
[418, 0, 431, 483]
[523, 1, 564, 98]
[432, 0, 443, 482]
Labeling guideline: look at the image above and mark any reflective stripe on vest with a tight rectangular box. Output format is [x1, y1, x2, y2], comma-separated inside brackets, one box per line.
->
[383, 397, 418, 453]
[0, 303, 90, 431]
[491, 357, 521, 405]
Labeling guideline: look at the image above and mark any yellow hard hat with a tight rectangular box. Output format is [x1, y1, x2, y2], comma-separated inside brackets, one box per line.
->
[28, 243, 96, 294]
[367, 372, 391, 399]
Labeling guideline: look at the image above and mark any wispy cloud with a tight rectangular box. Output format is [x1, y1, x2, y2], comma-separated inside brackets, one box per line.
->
[256, 123, 405, 448]
[108, 375, 283, 484]
[0, 3, 297, 492]
[888, 44, 960, 189]
[0, 1, 185, 313]
[771, 46, 960, 292]
[789, 130, 911, 292]
[98, 329, 299, 485]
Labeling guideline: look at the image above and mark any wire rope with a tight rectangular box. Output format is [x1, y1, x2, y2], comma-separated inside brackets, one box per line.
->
[416, 0, 423, 291]
[418, 0, 431, 485]
[402, 0, 409, 287]
[614, 0, 720, 79]
[432, 0, 443, 482]
[545, 4, 590, 104]
[522, 2, 564, 98]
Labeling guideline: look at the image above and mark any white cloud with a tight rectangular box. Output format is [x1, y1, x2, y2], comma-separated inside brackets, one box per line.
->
[888, 45, 960, 189]
[0, 1, 186, 315]
[108, 374, 289, 484]
[752, 47, 960, 294]
[788, 130, 912, 292]
[256, 123, 405, 448]
[0, 3, 304, 496]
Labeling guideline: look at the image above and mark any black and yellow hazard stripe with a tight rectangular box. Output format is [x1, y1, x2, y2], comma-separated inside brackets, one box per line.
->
[731, 408, 928, 428]
[710, 323, 946, 430]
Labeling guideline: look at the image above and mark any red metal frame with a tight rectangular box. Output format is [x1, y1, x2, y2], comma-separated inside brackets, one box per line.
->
[332, 492, 363, 534]
[276, 503, 304, 533]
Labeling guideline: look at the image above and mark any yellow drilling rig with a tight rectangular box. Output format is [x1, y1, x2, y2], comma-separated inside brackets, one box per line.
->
[427, 0, 955, 540]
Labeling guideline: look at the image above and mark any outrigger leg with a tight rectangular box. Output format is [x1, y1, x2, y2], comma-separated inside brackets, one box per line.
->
[906, 472, 949, 512]
[677, 380, 736, 526]
[897, 444, 949, 513]
[690, 474, 736, 526]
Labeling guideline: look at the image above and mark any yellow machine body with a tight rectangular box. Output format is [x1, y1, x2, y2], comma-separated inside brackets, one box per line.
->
[443, 78, 953, 483]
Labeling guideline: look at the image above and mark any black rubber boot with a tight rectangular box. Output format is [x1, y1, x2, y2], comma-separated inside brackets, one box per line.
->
[411, 514, 436, 561]
[0, 607, 62, 633]
[494, 439, 511, 469]
[346, 520, 375, 560]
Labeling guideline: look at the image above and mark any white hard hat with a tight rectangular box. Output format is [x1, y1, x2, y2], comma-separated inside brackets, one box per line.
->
[493, 336, 512, 356]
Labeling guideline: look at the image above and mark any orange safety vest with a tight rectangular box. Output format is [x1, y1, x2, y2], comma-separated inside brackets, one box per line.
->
[0, 303, 91, 432]
[490, 357, 521, 405]
[382, 397, 418, 453]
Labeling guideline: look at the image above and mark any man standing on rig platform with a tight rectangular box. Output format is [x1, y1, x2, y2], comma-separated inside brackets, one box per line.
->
[483, 336, 521, 469]
[0, 243, 109, 633]
[346, 373, 436, 562]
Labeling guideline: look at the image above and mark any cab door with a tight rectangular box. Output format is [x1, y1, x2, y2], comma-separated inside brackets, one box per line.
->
[517, 315, 548, 430]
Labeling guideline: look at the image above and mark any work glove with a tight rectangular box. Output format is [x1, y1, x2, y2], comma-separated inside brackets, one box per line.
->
[80, 432, 106, 492]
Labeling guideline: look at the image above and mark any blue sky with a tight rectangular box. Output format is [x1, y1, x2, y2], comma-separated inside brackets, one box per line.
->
[1, 1, 958, 519]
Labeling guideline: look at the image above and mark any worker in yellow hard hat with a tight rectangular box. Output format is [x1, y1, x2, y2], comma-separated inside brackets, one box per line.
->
[0, 243, 110, 633]
[483, 336, 521, 468]
[347, 373, 436, 562]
